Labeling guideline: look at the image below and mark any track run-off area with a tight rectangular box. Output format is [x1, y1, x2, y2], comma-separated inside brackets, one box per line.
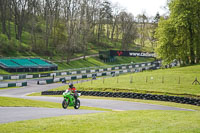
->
[0, 82, 194, 124]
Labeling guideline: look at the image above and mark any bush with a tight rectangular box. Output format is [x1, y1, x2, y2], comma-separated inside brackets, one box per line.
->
[0, 33, 31, 56]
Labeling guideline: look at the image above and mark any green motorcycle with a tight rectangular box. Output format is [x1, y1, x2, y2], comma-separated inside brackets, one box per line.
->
[62, 90, 81, 109]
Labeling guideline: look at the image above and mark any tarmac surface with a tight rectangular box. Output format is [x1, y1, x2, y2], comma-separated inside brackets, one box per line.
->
[0, 82, 193, 124]
[0, 107, 104, 124]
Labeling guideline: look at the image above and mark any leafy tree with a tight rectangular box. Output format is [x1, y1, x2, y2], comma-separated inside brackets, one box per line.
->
[155, 0, 200, 65]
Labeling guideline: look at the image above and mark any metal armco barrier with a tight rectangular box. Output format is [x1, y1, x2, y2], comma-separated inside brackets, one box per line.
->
[0, 82, 27, 88]
[0, 60, 170, 81]
[38, 66, 158, 85]
[42, 91, 200, 106]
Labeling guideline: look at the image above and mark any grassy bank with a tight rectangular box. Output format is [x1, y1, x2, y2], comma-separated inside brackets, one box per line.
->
[50, 56, 155, 70]
[0, 110, 200, 133]
[51, 64, 200, 98]
[0, 96, 61, 108]
[0, 56, 154, 75]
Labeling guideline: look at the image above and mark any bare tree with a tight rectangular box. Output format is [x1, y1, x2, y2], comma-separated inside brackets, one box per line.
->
[111, 3, 121, 42]
[137, 12, 148, 47]
[12, 0, 30, 42]
[63, 0, 81, 63]
[0, 0, 8, 34]
[119, 12, 137, 50]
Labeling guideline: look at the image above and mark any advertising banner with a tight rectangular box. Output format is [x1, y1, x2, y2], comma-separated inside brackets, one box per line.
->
[110, 50, 155, 58]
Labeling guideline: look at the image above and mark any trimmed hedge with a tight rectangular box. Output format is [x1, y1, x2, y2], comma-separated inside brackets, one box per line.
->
[41, 91, 200, 106]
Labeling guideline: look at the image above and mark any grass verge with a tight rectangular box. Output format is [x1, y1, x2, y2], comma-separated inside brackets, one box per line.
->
[0, 110, 200, 133]
[0, 87, 18, 90]
[0, 96, 61, 108]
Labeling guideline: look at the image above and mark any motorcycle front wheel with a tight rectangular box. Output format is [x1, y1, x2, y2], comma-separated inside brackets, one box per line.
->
[74, 99, 80, 109]
[62, 99, 68, 109]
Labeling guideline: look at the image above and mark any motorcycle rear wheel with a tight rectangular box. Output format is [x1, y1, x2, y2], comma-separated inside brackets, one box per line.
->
[74, 99, 80, 109]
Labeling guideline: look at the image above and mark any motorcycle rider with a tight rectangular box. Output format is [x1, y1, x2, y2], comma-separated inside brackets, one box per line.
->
[68, 83, 78, 102]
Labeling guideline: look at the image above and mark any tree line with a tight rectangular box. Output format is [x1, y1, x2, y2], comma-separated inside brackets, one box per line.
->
[155, 0, 200, 65]
[0, 0, 160, 63]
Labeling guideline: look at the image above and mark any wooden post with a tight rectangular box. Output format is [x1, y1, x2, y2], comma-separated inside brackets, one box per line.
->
[103, 77, 104, 84]
[117, 77, 118, 83]
[162, 76, 164, 83]
[130, 76, 133, 83]
[146, 76, 148, 83]
[178, 76, 180, 84]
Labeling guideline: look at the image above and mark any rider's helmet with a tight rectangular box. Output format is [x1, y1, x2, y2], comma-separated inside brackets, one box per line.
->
[69, 83, 73, 88]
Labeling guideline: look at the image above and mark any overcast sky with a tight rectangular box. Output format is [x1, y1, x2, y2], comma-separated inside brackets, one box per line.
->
[109, 0, 168, 17]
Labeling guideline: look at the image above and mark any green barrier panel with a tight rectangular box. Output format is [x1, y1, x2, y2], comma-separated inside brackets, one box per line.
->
[56, 72, 61, 76]
[3, 75, 10, 80]
[82, 75, 87, 79]
[86, 70, 90, 73]
[19, 75, 26, 79]
[71, 76, 77, 80]
[77, 71, 81, 74]
[60, 78, 65, 82]
[66, 72, 69, 75]
[8, 83, 16, 87]
[102, 73, 106, 76]
[33, 74, 39, 78]
[46, 79, 53, 84]
[22, 82, 27, 86]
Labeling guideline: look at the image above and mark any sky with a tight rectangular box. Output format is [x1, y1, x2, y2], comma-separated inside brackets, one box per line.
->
[109, 0, 168, 17]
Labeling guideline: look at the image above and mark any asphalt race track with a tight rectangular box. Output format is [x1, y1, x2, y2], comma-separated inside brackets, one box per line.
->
[0, 107, 104, 124]
[0, 83, 193, 124]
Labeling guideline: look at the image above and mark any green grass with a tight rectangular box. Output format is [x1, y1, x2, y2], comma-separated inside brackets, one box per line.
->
[27, 92, 58, 96]
[0, 69, 10, 75]
[0, 87, 18, 90]
[56, 56, 154, 70]
[0, 110, 200, 133]
[0, 96, 61, 108]
[51, 64, 200, 99]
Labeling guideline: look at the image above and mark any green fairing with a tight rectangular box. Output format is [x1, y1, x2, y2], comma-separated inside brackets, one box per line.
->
[62, 91, 80, 109]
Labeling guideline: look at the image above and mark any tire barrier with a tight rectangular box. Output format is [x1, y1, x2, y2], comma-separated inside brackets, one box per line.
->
[41, 91, 200, 106]
[1, 60, 177, 81]
[0, 82, 27, 88]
